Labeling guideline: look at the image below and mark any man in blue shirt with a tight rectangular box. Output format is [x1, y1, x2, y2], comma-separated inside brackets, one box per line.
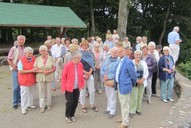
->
[167, 26, 182, 64]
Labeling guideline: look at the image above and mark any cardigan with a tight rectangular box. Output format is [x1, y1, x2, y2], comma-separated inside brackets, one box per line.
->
[61, 61, 85, 92]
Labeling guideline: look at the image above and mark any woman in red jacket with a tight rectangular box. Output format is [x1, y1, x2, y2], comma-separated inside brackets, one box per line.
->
[18, 47, 36, 115]
[61, 51, 85, 123]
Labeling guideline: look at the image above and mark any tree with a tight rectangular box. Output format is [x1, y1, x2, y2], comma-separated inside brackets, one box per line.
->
[117, 0, 130, 41]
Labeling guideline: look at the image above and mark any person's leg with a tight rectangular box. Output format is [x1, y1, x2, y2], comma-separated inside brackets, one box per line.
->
[169, 44, 180, 64]
[20, 86, 28, 113]
[37, 82, 46, 109]
[12, 70, 20, 107]
[65, 91, 74, 118]
[46, 82, 52, 107]
[28, 85, 36, 107]
[87, 75, 95, 106]
[71, 89, 80, 117]
[118, 91, 130, 126]
[167, 78, 174, 100]
[160, 80, 167, 101]
[152, 72, 157, 94]
[94, 70, 99, 92]
[136, 85, 145, 113]
[109, 88, 117, 115]
[146, 77, 152, 103]
[129, 87, 138, 114]
[80, 80, 87, 107]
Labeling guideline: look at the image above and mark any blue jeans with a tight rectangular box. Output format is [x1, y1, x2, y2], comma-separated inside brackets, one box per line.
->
[12, 70, 21, 106]
[160, 78, 174, 100]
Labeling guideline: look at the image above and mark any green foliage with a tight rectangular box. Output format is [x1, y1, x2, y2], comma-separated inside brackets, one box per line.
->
[178, 39, 191, 63]
[178, 61, 191, 80]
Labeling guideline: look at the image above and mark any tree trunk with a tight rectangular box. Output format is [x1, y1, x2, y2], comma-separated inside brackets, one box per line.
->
[158, 5, 170, 45]
[90, 0, 95, 35]
[117, 0, 129, 41]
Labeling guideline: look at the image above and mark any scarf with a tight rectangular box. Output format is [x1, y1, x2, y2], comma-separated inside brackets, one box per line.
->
[80, 50, 94, 68]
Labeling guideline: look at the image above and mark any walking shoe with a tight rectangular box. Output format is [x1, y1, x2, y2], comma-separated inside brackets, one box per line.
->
[108, 114, 114, 118]
[40, 107, 45, 113]
[22, 109, 27, 115]
[70, 117, 76, 122]
[28, 105, 36, 109]
[65, 117, 72, 123]
[117, 124, 129, 128]
[104, 110, 110, 114]
[147, 99, 151, 104]
[136, 111, 142, 115]
[162, 99, 168, 103]
[13, 105, 18, 110]
[98, 89, 102, 94]
[115, 119, 122, 123]
[168, 99, 174, 102]
[129, 113, 135, 118]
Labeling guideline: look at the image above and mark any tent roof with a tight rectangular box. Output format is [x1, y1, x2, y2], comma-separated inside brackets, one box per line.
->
[0, 2, 87, 28]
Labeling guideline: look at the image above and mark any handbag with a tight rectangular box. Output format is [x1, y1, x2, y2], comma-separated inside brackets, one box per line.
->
[104, 79, 114, 88]
[104, 60, 114, 88]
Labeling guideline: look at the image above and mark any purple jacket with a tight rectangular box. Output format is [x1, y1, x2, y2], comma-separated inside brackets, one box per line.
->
[144, 54, 157, 77]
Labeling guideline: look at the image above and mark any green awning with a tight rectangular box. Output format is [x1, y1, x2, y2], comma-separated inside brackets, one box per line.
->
[0, 2, 87, 28]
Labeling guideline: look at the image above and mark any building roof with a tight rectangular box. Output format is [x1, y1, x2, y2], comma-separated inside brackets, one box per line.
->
[0, 2, 87, 28]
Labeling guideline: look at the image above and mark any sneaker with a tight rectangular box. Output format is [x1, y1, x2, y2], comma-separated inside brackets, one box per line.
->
[22, 109, 27, 115]
[28, 105, 36, 109]
[48, 106, 52, 110]
[136, 111, 142, 115]
[168, 99, 174, 102]
[40, 108, 45, 113]
[104, 110, 110, 114]
[162, 99, 168, 103]
[70, 117, 76, 122]
[129, 113, 135, 118]
[65, 117, 72, 123]
[147, 99, 151, 104]
[108, 114, 114, 118]
[13, 105, 18, 110]
[98, 89, 102, 94]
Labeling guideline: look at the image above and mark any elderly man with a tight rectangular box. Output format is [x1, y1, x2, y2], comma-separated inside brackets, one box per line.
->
[115, 47, 137, 128]
[167, 26, 182, 64]
[7, 35, 26, 109]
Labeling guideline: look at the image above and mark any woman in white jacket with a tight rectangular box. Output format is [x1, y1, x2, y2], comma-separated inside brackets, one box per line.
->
[129, 50, 149, 118]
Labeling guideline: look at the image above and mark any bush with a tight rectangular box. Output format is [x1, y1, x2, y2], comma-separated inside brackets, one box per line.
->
[178, 61, 191, 80]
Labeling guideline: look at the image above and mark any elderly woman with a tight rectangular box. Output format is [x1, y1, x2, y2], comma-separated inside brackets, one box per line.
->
[93, 43, 104, 94]
[129, 50, 148, 117]
[61, 51, 84, 123]
[63, 44, 79, 65]
[158, 46, 175, 103]
[141, 45, 157, 104]
[148, 41, 160, 96]
[18, 47, 36, 115]
[34, 45, 55, 113]
[79, 40, 98, 113]
[100, 47, 119, 118]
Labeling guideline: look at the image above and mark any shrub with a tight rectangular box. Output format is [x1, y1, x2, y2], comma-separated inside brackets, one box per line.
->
[178, 61, 191, 80]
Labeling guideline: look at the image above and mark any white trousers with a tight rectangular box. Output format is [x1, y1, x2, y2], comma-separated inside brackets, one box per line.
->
[80, 75, 95, 105]
[118, 91, 130, 126]
[105, 85, 117, 115]
[20, 85, 35, 110]
[146, 77, 152, 100]
[55, 58, 63, 82]
[169, 44, 180, 64]
[37, 82, 52, 108]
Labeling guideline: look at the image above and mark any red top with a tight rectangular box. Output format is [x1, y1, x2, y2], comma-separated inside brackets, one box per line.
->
[18, 56, 36, 86]
[61, 61, 84, 92]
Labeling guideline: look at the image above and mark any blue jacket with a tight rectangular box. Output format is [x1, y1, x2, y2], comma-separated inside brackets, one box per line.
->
[158, 55, 174, 81]
[115, 56, 137, 94]
[100, 56, 119, 80]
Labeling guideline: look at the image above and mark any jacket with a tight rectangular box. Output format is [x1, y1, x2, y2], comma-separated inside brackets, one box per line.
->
[18, 56, 36, 86]
[61, 61, 85, 92]
[115, 56, 137, 94]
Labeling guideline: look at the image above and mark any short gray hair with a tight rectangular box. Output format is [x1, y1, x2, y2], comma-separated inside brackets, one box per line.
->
[103, 43, 109, 48]
[148, 41, 156, 49]
[134, 50, 142, 56]
[39, 45, 48, 51]
[71, 51, 82, 59]
[163, 46, 170, 52]
[17, 35, 26, 41]
[24, 47, 34, 53]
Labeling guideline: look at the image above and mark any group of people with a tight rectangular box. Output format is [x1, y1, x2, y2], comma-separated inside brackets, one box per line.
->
[7, 26, 181, 128]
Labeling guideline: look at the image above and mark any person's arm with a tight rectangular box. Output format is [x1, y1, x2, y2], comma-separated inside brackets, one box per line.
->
[61, 64, 68, 93]
[127, 60, 137, 85]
